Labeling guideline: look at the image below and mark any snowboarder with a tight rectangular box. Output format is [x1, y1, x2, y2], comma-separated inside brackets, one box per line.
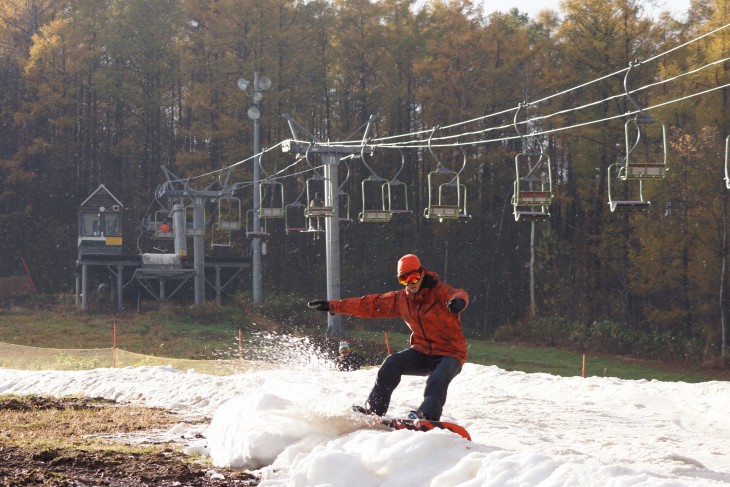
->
[308, 253, 468, 421]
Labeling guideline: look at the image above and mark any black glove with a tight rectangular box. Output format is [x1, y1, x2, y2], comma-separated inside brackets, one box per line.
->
[308, 300, 329, 312]
[447, 298, 466, 314]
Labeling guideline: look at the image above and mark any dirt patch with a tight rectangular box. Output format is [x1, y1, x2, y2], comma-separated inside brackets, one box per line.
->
[0, 395, 259, 486]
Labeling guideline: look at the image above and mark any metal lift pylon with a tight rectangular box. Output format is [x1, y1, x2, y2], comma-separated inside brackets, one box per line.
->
[157, 165, 226, 305]
[282, 114, 375, 337]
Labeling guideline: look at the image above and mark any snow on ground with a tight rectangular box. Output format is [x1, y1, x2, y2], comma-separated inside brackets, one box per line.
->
[1, 346, 729, 486]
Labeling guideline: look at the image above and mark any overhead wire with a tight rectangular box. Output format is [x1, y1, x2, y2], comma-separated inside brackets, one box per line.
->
[322, 21, 730, 149]
[312, 50, 730, 151]
[164, 21, 730, 190]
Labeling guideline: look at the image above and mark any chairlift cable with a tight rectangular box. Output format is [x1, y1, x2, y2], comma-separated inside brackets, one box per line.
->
[157, 25, 730, 199]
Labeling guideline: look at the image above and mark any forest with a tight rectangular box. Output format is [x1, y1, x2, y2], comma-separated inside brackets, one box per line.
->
[0, 0, 729, 362]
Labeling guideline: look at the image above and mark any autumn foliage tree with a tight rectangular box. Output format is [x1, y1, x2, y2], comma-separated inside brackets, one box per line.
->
[0, 0, 728, 361]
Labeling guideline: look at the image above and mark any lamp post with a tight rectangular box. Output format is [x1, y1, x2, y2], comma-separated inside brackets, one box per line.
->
[238, 71, 271, 308]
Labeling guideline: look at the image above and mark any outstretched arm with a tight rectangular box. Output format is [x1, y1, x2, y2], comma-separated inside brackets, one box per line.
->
[308, 291, 401, 319]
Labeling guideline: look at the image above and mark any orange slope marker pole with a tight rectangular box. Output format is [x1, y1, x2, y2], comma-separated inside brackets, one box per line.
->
[20, 257, 37, 294]
[113, 322, 118, 368]
[582, 353, 586, 378]
[239, 328, 244, 363]
[384, 332, 391, 355]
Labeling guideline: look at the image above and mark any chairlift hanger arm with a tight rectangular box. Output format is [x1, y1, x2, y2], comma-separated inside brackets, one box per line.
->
[513, 102, 526, 143]
[623, 60, 655, 122]
[427, 126, 447, 171]
[257, 146, 273, 179]
[513, 101, 545, 156]
[351, 114, 378, 144]
[361, 137, 384, 180]
[725, 135, 730, 189]
[390, 148, 407, 183]
[455, 146, 467, 176]
[339, 158, 351, 190]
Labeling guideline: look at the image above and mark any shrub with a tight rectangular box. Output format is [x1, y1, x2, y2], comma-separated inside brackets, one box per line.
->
[494, 316, 707, 364]
[493, 315, 578, 346]
[258, 293, 322, 330]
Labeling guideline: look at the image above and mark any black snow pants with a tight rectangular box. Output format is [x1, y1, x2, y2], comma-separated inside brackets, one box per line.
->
[366, 347, 462, 421]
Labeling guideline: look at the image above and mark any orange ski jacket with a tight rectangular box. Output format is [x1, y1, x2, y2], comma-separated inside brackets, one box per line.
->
[328, 270, 469, 364]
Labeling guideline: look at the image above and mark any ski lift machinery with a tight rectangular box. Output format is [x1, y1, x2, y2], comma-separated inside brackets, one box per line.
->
[608, 60, 668, 212]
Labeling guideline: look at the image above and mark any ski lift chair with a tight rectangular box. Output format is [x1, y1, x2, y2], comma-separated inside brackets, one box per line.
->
[285, 201, 308, 235]
[184, 205, 206, 237]
[622, 117, 668, 180]
[607, 161, 651, 212]
[424, 167, 462, 221]
[620, 60, 668, 182]
[259, 179, 286, 218]
[245, 209, 270, 239]
[216, 196, 242, 231]
[339, 189, 352, 223]
[388, 178, 412, 215]
[359, 175, 393, 223]
[512, 152, 553, 222]
[387, 149, 412, 215]
[424, 134, 468, 222]
[153, 210, 174, 239]
[304, 177, 334, 231]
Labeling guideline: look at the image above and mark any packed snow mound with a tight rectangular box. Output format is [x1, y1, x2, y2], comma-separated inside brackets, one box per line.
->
[2, 361, 730, 486]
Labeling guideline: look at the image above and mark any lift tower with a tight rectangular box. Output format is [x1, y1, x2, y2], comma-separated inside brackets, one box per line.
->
[156, 166, 236, 305]
[282, 114, 375, 337]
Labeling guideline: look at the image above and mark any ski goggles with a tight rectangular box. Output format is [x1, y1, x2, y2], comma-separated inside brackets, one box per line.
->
[397, 270, 422, 285]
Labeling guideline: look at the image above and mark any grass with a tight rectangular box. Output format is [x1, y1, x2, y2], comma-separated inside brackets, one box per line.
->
[0, 302, 249, 359]
[0, 395, 179, 454]
[351, 330, 722, 383]
[0, 299, 724, 382]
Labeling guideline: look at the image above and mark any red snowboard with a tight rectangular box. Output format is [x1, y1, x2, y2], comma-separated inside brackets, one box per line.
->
[375, 417, 471, 441]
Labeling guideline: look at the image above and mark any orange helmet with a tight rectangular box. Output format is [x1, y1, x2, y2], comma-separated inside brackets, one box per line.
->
[397, 254, 422, 276]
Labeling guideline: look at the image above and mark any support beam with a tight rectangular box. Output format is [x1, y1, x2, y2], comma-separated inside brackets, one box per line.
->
[193, 197, 205, 304]
[215, 266, 222, 305]
[323, 153, 342, 337]
[172, 203, 187, 257]
[82, 264, 88, 311]
[252, 71, 263, 308]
